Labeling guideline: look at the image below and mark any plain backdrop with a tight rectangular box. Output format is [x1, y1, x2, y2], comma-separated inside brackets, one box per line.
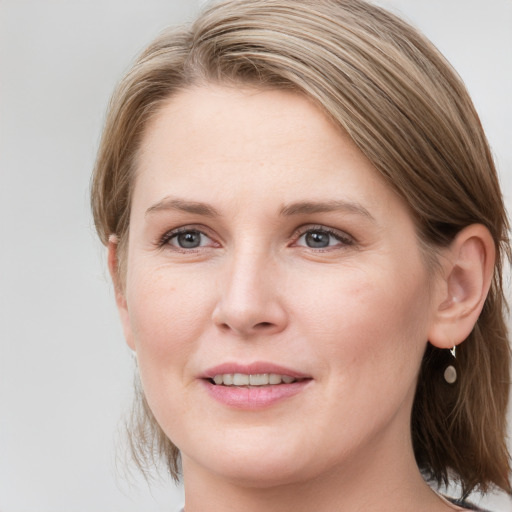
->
[0, 1, 511, 511]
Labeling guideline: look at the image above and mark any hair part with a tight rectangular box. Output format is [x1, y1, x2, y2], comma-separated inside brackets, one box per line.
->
[91, 0, 511, 495]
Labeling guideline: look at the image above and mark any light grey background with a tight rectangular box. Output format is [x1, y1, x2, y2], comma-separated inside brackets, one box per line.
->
[0, 1, 511, 511]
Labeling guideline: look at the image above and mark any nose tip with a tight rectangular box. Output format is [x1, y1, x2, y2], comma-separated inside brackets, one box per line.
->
[212, 303, 287, 337]
[211, 258, 288, 337]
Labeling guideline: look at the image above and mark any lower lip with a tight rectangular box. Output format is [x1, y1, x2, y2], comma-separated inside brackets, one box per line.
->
[201, 379, 311, 409]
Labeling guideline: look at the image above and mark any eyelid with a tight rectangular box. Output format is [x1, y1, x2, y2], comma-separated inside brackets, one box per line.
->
[291, 224, 355, 248]
[157, 224, 220, 250]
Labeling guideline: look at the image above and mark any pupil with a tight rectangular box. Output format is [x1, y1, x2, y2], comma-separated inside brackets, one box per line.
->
[178, 231, 200, 248]
[306, 231, 329, 248]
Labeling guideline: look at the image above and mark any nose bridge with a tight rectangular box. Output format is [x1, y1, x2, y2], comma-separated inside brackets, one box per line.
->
[212, 243, 287, 336]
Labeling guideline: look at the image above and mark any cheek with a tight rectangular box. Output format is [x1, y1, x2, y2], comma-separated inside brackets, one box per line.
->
[296, 264, 431, 378]
[125, 265, 214, 365]
[124, 266, 217, 433]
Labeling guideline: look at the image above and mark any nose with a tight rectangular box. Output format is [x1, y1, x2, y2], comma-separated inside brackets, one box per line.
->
[211, 249, 288, 337]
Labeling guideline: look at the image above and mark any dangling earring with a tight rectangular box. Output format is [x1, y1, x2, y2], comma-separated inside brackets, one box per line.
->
[444, 346, 457, 384]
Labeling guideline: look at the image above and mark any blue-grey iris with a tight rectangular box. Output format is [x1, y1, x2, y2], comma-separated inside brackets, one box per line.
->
[305, 231, 330, 248]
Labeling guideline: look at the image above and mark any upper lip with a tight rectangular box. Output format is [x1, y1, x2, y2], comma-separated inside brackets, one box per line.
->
[201, 362, 311, 379]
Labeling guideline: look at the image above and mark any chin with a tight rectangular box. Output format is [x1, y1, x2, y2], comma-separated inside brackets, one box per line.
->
[182, 435, 320, 488]
[208, 458, 313, 489]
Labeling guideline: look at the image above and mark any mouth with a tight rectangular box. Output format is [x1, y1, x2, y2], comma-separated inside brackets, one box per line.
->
[200, 363, 312, 409]
[210, 373, 306, 387]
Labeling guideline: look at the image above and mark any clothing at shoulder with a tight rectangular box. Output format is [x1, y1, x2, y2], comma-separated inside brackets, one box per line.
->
[447, 496, 492, 511]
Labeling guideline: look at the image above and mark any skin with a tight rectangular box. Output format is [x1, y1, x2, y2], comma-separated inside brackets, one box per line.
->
[111, 85, 493, 512]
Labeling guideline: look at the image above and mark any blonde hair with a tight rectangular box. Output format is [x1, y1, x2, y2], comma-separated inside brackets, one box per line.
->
[91, 0, 511, 495]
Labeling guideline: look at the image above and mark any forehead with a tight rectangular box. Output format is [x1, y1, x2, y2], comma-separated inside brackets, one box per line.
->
[133, 85, 405, 221]
[138, 85, 343, 170]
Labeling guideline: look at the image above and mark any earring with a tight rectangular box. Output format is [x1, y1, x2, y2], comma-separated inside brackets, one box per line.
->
[444, 346, 457, 384]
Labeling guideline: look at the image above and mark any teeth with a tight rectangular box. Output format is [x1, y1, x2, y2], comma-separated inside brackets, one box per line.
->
[249, 374, 269, 385]
[211, 373, 299, 386]
[269, 373, 282, 384]
[233, 373, 249, 386]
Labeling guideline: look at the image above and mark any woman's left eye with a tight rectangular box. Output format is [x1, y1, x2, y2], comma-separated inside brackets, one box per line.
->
[295, 228, 353, 249]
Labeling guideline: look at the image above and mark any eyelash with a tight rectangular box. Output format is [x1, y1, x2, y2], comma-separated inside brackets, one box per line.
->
[292, 225, 354, 250]
[157, 225, 354, 252]
[158, 226, 216, 252]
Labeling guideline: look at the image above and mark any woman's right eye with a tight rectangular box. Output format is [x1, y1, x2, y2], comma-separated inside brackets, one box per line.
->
[162, 229, 215, 250]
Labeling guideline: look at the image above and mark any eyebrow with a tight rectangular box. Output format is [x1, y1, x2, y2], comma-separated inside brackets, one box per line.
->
[145, 196, 375, 222]
[145, 197, 221, 217]
[279, 200, 375, 222]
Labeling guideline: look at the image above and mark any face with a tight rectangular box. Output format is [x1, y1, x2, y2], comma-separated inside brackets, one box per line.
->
[118, 85, 440, 486]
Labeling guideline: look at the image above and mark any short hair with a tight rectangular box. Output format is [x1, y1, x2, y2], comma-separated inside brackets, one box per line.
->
[91, 0, 511, 495]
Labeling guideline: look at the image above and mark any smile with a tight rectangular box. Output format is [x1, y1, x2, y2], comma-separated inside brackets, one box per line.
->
[201, 363, 312, 409]
[211, 373, 302, 386]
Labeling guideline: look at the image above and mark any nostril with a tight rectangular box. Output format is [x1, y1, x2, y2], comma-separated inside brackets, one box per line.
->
[216, 320, 277, 335]
[255, 322, 274, 329]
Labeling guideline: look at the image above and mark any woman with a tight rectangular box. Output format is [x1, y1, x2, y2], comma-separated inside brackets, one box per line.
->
[91, 0, 511, 510]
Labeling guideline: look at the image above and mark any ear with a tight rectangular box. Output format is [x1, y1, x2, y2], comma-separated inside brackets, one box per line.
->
[428, 224, 495, 350]
[108, 237, 136, 351]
